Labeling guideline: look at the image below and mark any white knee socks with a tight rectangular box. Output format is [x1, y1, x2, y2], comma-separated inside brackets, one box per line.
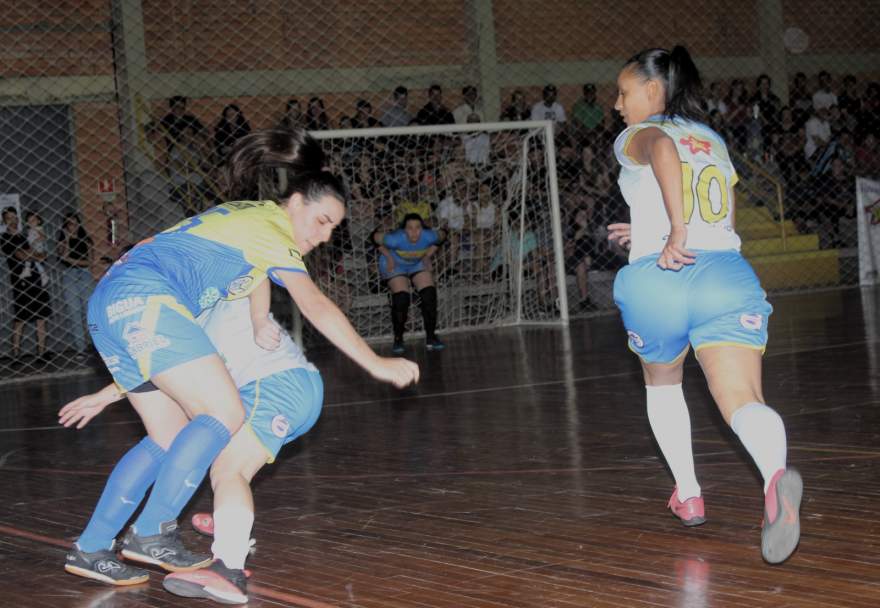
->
[211, 505, 254, 570]
[730, 402, 787, 493]
[646, 384, 701, 500]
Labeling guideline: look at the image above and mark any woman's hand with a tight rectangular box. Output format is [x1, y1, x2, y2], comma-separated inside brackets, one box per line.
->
[657, 225, 696, 270]
[58, 384, 122, 429]
[607, 223, 632, 250]
[367, 356, 420, 389]
[252, 316, 282, 351]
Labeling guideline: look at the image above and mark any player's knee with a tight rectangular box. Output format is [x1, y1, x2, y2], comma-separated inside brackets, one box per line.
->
[391, 291, 411, 309]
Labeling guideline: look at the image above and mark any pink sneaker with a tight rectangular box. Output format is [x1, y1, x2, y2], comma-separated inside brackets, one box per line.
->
[191, 512, 214, 537]
[163, 560, 247, 605]
[761, 468, 802, 564]
[668, 487, 706, 527]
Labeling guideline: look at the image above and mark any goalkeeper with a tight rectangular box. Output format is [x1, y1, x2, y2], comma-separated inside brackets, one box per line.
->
[372, 213, 446, 354]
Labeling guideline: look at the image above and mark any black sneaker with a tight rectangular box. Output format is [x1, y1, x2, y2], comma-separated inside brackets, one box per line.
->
[391, 339, 405, 355]
[121, 521, 211, 572]
[163, 560, 248, 605]
[426, 336, 445, 351]
[65, 543, 150, 586]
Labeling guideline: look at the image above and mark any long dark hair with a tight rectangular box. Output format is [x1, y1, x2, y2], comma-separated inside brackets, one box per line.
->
[223, 128, 326, 201]
[624, 46, 705, 123]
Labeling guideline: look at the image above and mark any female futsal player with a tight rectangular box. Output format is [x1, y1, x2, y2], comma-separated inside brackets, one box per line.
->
[61, 295, 323, 604]
[372, 213, 446, 354]
[607, 46, 802, 564]
[65, 128, 419, 585]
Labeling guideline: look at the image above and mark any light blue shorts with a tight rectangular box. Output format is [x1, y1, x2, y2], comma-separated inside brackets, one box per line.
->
[87, 268, 215, 392]
[239, 368, 324, 463]
[613, 250, 772, 364]
[379, 256, 427, 281]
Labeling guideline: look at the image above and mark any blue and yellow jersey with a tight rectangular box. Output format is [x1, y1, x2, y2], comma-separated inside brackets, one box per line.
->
[382, 228, 440, 265]
[106, 200, 307, 315]
[614, 115, 742, 262]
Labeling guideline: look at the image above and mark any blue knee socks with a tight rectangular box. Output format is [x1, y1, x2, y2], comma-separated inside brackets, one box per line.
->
[76, 436, 166, 552]
[132, 414, 231, 536]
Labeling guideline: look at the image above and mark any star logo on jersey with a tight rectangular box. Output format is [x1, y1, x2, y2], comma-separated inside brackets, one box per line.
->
[679, 135, 712, 155]
[866, 198, 880, 225]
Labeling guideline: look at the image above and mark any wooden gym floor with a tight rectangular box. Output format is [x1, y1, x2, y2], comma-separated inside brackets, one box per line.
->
[0, 286, 878, 607]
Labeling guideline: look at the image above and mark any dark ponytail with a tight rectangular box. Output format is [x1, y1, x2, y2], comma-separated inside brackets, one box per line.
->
[223, 127, 325, 201]
[624, 45, 705, 123]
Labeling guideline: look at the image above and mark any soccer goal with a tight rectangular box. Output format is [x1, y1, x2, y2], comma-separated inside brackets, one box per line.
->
[285, 120, 568, 346]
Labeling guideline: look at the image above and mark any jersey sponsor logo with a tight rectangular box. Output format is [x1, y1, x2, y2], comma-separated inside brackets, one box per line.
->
[198, 286, 221, 309]
[739, 313, 763, 330]
[679, 134, 712, 155]
[627, 330, 645, 349]
[227, 275, 254, 296]
[123, 321, 171, 358]
[271, 414, 290, 438]
[106, 297, 146, 323]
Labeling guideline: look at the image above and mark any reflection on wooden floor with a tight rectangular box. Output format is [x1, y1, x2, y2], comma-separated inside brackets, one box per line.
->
[0, 286, 878, 607]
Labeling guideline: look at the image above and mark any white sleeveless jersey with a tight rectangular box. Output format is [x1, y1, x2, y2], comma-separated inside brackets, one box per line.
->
[197, 297, 316, 389]
[614, 116, 742, 262]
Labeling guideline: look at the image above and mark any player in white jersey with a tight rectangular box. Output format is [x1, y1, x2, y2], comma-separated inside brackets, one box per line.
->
[60, 296, 324, 604]
[606, 46, 802, 564]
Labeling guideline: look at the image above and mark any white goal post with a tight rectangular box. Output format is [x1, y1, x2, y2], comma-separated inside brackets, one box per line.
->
[282, 120, 569, 346]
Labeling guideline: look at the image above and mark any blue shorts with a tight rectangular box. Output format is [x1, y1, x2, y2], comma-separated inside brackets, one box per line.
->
[87, 268, 216, 392]
[240, 368, 324, 463]
[613, 250, 772, 364]
[379, 257, 426, 281]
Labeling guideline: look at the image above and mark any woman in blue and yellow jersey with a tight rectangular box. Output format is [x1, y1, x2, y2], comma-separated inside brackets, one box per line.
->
[67, 129, 419, 584]
[606, 47, 801, 564]
[372, 213, 446, 354]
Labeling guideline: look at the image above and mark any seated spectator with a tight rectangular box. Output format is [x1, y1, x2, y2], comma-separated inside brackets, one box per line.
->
[804, 106, 832, 162]
[160, 96, 205, 146]
[351, 99, 380, 128]
[706, 82, 728, 115]
[859, 82, 880, 137]
[789, 72, 813, 120]
[750, 74, 782, 147]
[469, 181, 497, 274]
[555, 136, 580, 192]
[838, 75, 861, 117]
[577, 143, 612, 202]
[453, 86, 482, 125]
[564, 205, 595, 312]
[416, 84, 454, 126]
[437, 180, 468, 267]
[305, 97, 331, 131]
[500, 90, 530, 122]
[856, 132, 880, 178]
[812, 71, 838, 111]
[213, 104, 251, 164]
[277, 98, 304, 130]
[381, 86, 411, 127]
[530, 84, 566, 127]
[784, 159, 815, 232]
[812, 157, 856, 247]
[462, 113, 490, 166]
[725, 79, 750, 149]
[167, 123, 214, 217]
[570, 83, 603, 141]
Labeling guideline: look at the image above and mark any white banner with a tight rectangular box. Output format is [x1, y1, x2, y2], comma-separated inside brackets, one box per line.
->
[856, 177, 880, 286]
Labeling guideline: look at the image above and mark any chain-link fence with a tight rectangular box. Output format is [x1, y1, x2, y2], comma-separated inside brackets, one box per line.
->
[1, 0, 878, 380]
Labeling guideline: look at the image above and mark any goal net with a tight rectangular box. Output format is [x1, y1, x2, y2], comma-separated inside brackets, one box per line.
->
[281, 120, 569, 346]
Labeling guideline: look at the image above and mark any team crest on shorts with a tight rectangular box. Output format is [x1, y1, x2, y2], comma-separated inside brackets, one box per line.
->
[739, 313, 764, 330]
[227, 275, 254, 296]
[270, 415, 290, 438]
[627, 330, 645, 349]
